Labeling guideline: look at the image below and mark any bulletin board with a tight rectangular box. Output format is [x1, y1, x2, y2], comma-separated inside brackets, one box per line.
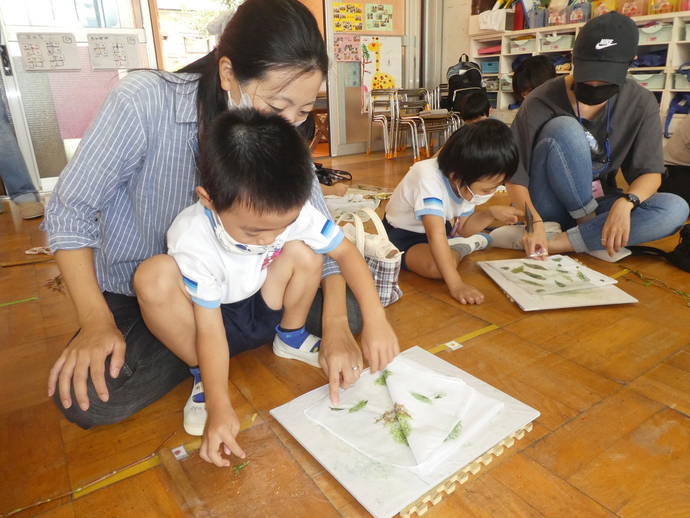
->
[333, 0, 404, 36]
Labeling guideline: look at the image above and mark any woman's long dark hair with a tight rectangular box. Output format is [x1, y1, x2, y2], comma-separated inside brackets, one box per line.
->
[178, 0, 328, 135]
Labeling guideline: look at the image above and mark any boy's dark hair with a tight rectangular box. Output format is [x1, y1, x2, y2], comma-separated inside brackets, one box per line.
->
[438, 118, 519, 185]
[200, 108, 313, 214]
[512, 55, 557, 102]
[457, 90, 491, 122]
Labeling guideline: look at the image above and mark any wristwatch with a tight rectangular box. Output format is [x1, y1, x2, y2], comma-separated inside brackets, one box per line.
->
[622, 193, 641, 209]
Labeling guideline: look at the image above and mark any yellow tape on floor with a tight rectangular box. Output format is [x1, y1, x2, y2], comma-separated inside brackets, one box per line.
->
[427, 324, 500, 355]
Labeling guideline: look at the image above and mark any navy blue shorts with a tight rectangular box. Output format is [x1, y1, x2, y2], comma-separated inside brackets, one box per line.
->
[220, 291, 283, 357]
[382, 215, 452, 270]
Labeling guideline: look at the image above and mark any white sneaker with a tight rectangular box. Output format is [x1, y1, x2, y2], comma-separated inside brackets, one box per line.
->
[489, 222, 562, 250]
[183, 380, 207, 436]
[272, 333, 322, 368]
[447, 232, 492, 253]
[587, 247, 632, 263]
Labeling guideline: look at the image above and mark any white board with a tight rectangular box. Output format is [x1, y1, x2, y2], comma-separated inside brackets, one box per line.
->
[270, 346, 539, 518]
[87, 33, 141, 70]
[17, 33, 81, 71]
[477, 257, 638, 311]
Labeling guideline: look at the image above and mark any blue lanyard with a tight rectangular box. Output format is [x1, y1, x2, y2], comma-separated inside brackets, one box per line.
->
[577, 99, 611, 165]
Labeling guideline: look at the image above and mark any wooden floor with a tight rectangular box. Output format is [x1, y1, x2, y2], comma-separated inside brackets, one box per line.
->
[2, 151, 690, 518]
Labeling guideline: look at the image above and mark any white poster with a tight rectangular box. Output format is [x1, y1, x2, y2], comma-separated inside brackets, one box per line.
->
[87, 34, 141, 70]
[17, 33, 81, 71]
[361, 36, 402, 112]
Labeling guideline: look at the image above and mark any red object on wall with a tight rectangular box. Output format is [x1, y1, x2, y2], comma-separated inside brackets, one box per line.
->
[514, 2, 525, 31]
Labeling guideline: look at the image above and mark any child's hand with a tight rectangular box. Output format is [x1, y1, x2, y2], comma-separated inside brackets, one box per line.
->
[200, 402, 246, 467]
[361, 317, 400, 373]
[489, 206, 523, 225]
[449, 282, 485, 305]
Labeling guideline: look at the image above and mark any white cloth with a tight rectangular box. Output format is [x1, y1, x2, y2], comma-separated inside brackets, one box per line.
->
[341, 222, 400, 259]
[479, 10, 506, 31]
[385, 158, 475, 234]
[304, 355, 504, 476]
[167, 201, 343, 307]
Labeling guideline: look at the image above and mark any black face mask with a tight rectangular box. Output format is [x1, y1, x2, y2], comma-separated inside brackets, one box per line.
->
[573, 82, 621, 106]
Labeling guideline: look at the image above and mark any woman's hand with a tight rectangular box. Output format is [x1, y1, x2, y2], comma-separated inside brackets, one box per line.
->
[319, 316, 364, 405]
[47, 316, 126, 411]
[360, 317, 399, 375]
[489, 206, 523, 225]
[449, 281, 485, 305]
[200, 401, 246, 467]
[601, 198, 633, 256]
[520, 225, 549, 260]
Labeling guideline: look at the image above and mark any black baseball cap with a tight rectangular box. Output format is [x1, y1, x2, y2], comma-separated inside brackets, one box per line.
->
[573, 12, 639, 86]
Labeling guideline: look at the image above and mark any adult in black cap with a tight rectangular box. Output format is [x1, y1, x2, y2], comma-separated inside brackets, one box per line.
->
[496, 12, 688, 261]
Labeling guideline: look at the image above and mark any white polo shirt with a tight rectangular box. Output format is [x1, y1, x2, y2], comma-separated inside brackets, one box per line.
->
[385, 158, 475, 233]
[167, 201, 344, 308]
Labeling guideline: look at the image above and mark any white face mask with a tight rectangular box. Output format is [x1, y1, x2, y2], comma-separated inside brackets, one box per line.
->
[212, 211, 272, 255]
[227, 82, 253, 111]
[462, 182, 496, 205]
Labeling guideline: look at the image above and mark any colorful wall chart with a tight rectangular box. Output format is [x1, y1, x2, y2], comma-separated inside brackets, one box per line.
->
[333, 3, 363, 32]
[334, 35, 361, 62]
[17, 33, 81, 71]
[87, 34, 142, 70]
[361, 36, 402, 112]
[365, 4, 394, 31]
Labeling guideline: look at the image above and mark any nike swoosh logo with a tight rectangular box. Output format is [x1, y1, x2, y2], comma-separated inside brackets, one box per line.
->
[595, 42, 617, 50]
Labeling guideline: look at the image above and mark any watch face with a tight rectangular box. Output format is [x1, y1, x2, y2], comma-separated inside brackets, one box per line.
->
[626, 193, 640, 206]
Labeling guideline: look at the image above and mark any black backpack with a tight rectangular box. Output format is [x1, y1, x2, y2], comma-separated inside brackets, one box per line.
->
[446, 54, 484, 112]
[628, 224, 690, 273]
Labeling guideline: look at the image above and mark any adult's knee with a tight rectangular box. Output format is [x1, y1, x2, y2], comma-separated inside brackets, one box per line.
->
[650, 193, 690, 234]
[133, 255, 181, 304]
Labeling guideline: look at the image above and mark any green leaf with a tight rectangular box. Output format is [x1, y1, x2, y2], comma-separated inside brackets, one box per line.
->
[551, 257, 562, 262]
[555, 280, 566, 288]
[349, 400, 368, 413]
[500, 266, 510, 270]
[410, 392, 432, 404]
[577, 270, 590, 282]
[524, 263, 547, 270]
[329, 407, 346, 411]
[374, 369, 392, 386]
[511, 266, 524, 274]
[522, 271, 546, 280]
[520, 279, 544, 287]
[445, 422, 462, 441]
[234, 461, 250, 476]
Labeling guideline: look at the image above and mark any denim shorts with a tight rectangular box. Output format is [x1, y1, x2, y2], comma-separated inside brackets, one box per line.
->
[221, 291, 284, 357]
[382, 215, 452, 270]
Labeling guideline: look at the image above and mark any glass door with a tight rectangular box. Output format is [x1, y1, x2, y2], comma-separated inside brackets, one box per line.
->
[0, 0, 157, 189]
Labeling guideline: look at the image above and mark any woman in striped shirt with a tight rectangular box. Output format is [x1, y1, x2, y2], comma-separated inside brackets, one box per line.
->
[43, 0, 371, 431]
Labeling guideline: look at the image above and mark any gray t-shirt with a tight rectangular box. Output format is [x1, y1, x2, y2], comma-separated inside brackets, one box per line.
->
[511, 76, 664, 195]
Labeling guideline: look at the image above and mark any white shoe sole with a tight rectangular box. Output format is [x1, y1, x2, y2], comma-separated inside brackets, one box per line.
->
[183, 419, 205, 436]
[273, 336, 322, 368]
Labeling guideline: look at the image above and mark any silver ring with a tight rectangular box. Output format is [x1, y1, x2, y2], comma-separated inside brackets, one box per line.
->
[352, 366, 359, 371]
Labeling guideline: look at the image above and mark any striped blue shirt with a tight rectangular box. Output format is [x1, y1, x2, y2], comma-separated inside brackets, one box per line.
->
[42, 71, 341, 297]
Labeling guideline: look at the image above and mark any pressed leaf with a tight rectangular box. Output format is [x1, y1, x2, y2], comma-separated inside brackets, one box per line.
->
[522, 270, 546, 280]
[500, 266, 510, 270]
[410, 392, 432, 404]
[435, 393, 446, 399]
[374, 369, 392, 386]
[577, 270, 590, 282]
[520, 279, 544, 287]
[511, 266, 524, 274]
[349, 400, 368, 413]
[445, 422, 462, 441]
[329, 407, 346, 411]
[524, 263, 547, 270]
[555, 280, 566, 288]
